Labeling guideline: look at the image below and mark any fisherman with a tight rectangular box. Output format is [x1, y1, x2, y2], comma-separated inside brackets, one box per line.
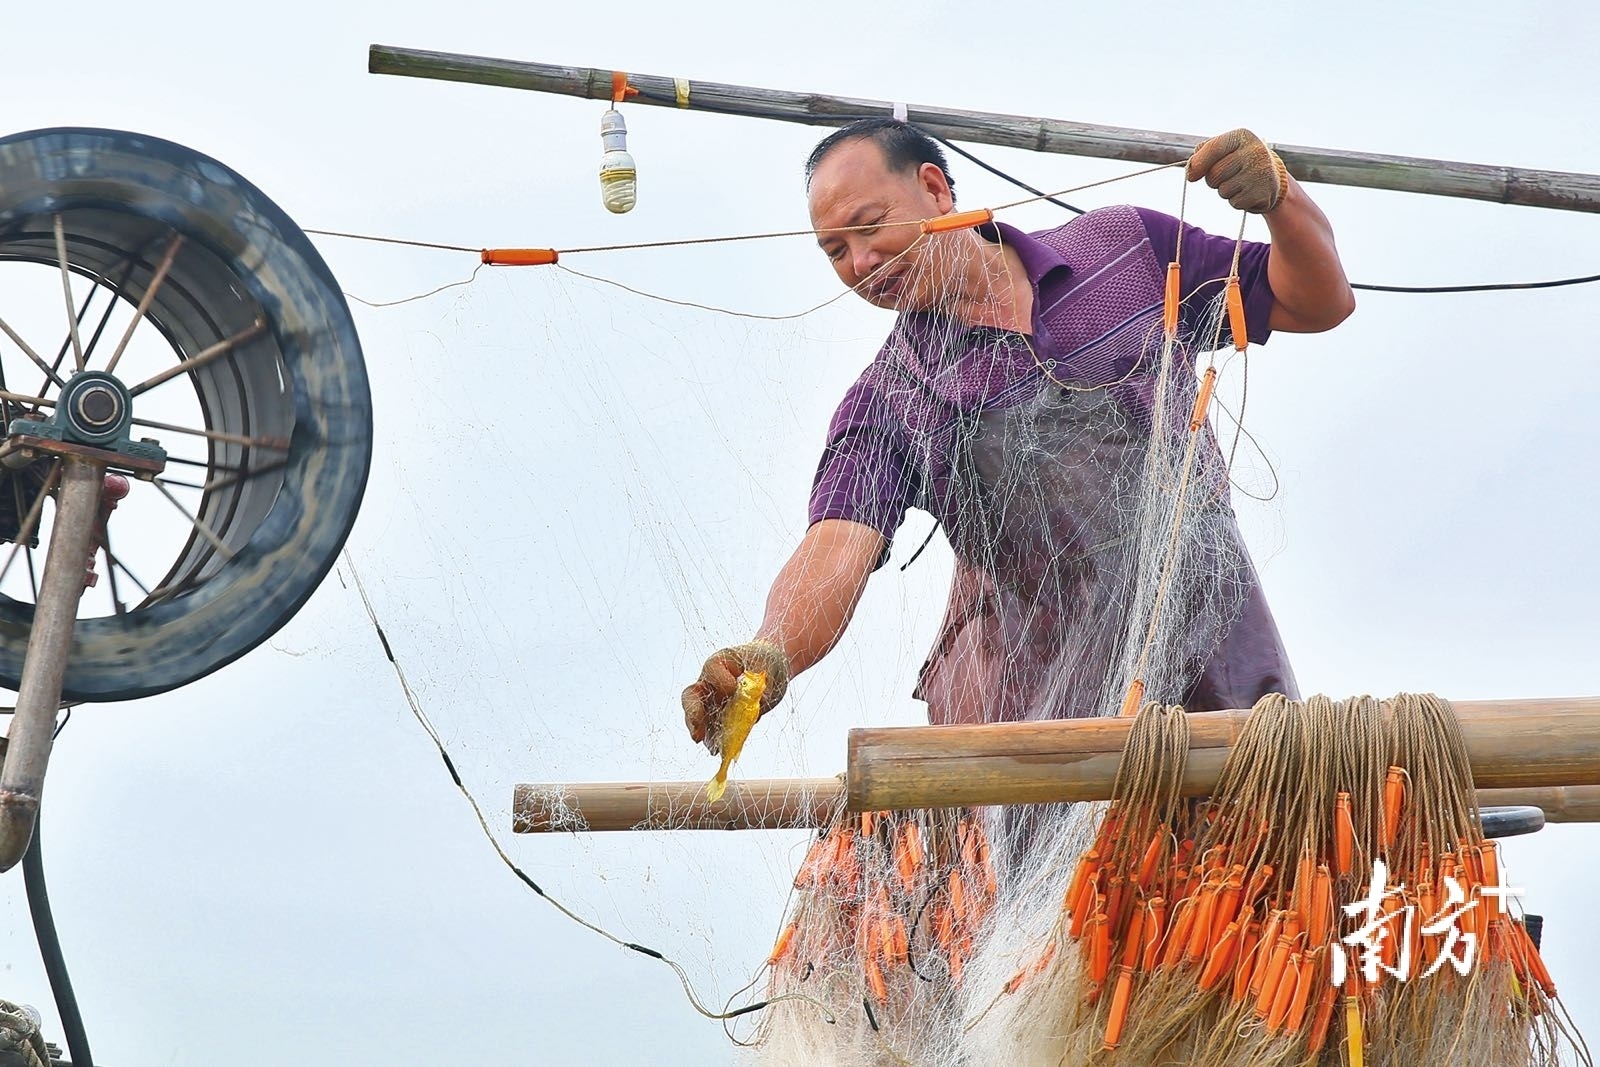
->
[683, 119, 1354, 749]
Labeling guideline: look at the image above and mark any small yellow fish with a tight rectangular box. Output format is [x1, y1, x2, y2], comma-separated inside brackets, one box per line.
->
[705, 670, 766, 802]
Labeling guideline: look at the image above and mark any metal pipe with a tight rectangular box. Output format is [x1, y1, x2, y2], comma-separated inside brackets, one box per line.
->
[0, 458, 103, 872]
[369, 44, 1600, 214]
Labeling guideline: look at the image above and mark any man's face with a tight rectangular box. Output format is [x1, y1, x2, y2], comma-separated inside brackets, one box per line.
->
[808, 138, 955, 312]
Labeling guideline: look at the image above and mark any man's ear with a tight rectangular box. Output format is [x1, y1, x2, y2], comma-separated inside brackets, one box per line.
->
[918, 161, 955, 212]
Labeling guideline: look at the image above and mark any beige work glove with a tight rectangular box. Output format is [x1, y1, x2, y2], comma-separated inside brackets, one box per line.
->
[1188, 129, 1291, 214]
[682, 640, 791, 754]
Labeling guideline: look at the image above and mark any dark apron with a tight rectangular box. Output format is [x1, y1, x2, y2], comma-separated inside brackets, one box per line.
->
[913, 377, 1298, 726]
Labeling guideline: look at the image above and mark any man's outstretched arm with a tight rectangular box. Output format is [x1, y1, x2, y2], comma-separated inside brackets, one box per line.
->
[683, 518, 885, 750]
[756, 518, 885, 674]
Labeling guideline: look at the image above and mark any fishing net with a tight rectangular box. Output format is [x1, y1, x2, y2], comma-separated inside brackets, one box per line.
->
[321, 154, 1590, 1066]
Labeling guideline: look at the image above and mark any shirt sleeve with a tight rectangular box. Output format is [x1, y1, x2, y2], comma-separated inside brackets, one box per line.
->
[1133, 207, 1275, 350]
[807, 371, 918, 564]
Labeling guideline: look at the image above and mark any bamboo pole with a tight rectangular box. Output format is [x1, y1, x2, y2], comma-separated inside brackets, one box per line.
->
[513, 696, 1600, 831]
[369, 44, 1600, 214]
[511, 779, 1600, 833]
[1478, 785, 1600, 825]
[849, 697, 1600, 812]
[513, 777, 844, 833]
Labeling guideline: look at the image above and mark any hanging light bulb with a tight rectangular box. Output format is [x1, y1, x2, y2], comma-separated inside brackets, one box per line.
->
[598, 108, 637, 214]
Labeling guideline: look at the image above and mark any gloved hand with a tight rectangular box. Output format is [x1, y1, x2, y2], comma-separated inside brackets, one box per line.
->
[1188, 129, 1290, 214]
[682, 640, 791, 754]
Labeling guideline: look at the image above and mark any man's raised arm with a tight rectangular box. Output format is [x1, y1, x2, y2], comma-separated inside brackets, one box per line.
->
[1188, 128, 1356, 334]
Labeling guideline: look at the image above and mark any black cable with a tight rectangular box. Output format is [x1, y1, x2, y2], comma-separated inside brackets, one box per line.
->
[23, 801, 94, 1067]
[920, 133, 1087, 215]
[1351, 273, 1600, 294]
[937, 137, 1600, 293]
[915, 134, 1600, 291]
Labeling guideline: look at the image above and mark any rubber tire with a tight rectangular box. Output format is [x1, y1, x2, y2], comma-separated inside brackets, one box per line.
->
[0, 128, 371, 701]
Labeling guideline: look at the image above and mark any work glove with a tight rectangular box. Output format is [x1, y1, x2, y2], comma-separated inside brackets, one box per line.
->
[1188, 129, 1290, 214]
[682, 640, 791, 754]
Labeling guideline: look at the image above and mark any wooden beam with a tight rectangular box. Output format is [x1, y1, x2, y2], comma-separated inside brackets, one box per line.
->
[848, 697, 1600, 812]
[369, 44, 1600, 214]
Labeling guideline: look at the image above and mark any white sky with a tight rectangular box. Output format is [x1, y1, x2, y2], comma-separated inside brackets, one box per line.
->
[1, 2, 1598, 1064]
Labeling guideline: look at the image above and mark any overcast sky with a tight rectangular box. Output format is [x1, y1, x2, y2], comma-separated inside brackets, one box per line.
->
[1, 2, 1597, 1064]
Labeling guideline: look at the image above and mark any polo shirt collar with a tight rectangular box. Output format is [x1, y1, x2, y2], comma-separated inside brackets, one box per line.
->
[979, 219, 1072, 284]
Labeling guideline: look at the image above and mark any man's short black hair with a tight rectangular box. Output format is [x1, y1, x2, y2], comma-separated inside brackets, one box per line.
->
[804, 118, 956, 198]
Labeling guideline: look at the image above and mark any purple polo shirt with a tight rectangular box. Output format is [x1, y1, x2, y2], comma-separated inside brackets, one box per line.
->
[806, 206, 1275, 549]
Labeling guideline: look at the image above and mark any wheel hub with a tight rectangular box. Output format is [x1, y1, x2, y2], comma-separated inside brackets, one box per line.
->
[2, 370, 165, 476]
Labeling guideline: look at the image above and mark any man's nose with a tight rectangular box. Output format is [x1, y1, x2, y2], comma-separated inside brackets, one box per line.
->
[852, 244, 885, 279]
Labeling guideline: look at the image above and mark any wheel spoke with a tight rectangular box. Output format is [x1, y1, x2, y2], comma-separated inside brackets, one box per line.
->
[164, 454, 220, 470]
[130, 416, 289, 451]
[103, 232, 184, 376]
[45, 279, 102, 391]
[128, 318, 265, 398]
[0, 316, 68, 391]
[202, 457, 287, 493]
[43, 253, 138, 396]
[52, 216, 86, 372]
[163, 453, 249, 475]
[0, 389, 54, 445]
[103, 539, 151, 600]
[0, 461, 61, 586]
[151, 478, 235, 562]
[149, 458, 286, 495]
[0, 390, 54, 413]
[12, 474, 38, 603]
[24, 541, 38, 603]
[100, 529, 128, 615]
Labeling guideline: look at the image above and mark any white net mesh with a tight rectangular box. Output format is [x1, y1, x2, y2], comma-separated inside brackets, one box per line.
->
[325, 152, 1588, 1066]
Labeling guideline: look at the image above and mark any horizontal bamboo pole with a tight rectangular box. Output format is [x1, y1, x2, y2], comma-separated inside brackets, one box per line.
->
[370, 44, 1600, 214]
[511, 779, 1600, 833]
[849, 697, 1600, 812]
[513, 696, 1600, 832]
[513, 777, 843, 833]
[1477, 785, 1600, 825]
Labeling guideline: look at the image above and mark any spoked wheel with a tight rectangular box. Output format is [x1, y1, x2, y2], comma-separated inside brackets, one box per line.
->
[0, 128, 371, 701]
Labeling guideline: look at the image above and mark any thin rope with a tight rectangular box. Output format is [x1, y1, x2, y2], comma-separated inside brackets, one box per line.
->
[338, 548, 833, 1026]
[554, 262, 871, 321]
[988, 160, 1190, 214]
[1128, 168, 1214, 686]
[344, 264, 485, 308]
[303, 228, 477, 254]
[310, 158, 1193, 265]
